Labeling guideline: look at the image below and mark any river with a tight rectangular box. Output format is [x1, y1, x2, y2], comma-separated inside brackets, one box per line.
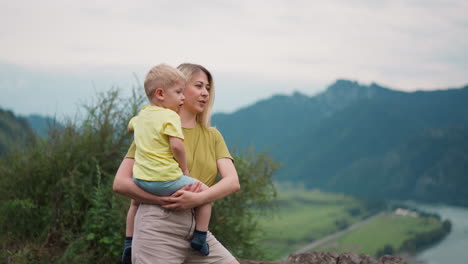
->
[407, 202, 468, 264]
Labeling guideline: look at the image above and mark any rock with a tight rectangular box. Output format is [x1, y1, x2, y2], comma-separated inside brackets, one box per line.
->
[337, 252, 362, 264]
[379, 255, 405, 264]
[288, 251, 338, 264]
[239, 260, 286, 264]
[359, 253, 379, 264]
[240, 252, 405, 264]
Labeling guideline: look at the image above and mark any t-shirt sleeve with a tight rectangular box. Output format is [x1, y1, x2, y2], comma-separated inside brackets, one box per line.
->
[162, 112, 184, 140]
[213, 128, 233, 161]
[125, 141, 136, 158]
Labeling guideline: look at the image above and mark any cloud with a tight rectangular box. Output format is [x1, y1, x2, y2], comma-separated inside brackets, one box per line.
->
[0, 0, 467, 116]
[0, 62, 138, 117]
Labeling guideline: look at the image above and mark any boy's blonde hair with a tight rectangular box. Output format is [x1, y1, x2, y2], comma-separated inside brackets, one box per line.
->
[144, 64, 186, 99]
[177, 63, 214, 128]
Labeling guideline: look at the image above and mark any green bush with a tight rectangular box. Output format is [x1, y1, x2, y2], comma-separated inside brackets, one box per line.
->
[0, 198, 48, 242]
[376, 244, 395, 257]
[0, 87, 278, 263]
[58, 165, 126, 264]
[398, 217, 452, 254]
[0, 88, 142, 263]
[211, 150, 279, 260]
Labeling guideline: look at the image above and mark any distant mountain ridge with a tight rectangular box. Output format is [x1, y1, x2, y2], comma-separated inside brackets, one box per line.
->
[0, 108, 35, 156]
[26, 114, 62, 138]
[212, 80, 468, 206]
[0, 109, 63, 157]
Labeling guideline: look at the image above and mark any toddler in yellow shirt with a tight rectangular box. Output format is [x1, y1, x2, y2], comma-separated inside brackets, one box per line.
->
[124, 64, 211, 260]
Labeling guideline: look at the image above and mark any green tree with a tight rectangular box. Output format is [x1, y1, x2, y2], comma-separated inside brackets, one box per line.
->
[0, 87, 278, 263]
[0, 88, 142, 263]
[211, 149, 279, 260]
[377, 244, 394, 257]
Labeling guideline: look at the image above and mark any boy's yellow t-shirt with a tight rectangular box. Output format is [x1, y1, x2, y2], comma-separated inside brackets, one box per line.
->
[126, 124, 232, 187]
[129, 105, 184, 182]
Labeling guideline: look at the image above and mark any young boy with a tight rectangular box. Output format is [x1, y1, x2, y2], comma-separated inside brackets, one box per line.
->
[122, 64, 211, 263]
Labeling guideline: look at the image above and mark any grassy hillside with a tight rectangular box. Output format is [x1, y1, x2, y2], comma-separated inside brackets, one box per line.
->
[256, 186, 450, 261]
[256, 187, 383, 260]
[314, 213, 450, 258]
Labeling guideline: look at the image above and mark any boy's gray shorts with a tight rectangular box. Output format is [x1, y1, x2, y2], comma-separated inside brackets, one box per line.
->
[133, 175, 195, 196]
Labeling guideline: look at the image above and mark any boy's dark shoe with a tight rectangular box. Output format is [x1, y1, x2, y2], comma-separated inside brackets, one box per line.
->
[191, 230, 210, 256]
[121, 246, 131, 264]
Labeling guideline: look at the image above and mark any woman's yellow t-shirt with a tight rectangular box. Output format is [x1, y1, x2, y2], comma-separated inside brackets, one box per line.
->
[126, 124, 233, 187]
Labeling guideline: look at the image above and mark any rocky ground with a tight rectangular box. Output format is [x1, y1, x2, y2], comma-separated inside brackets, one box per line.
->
[240, 252, 405, 264]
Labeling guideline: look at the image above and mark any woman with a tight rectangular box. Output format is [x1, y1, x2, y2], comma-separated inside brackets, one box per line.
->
[113, 63, 241, 264]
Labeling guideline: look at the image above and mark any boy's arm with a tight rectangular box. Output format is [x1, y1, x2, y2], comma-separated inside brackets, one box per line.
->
[113, 158, 167, 205]
[169, 136, 189, 175]
[112, 157, 201, 204]
[128, 117, 136, 133]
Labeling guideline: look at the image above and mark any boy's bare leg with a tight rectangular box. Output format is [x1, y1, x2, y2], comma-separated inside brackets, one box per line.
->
[194, 182, 211, 231]
[126, 199, 139, 236]
[122, 199, 139, 264]
[191, 181, 212, 256]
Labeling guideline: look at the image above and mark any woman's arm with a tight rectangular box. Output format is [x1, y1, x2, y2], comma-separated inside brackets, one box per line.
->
[202, 158, 240, 202]
[162, 158, 240, 210]
[112, 157, 168, 205]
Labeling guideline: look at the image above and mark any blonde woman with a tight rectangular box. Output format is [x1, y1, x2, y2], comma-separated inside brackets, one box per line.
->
[113, 63, 241, 264]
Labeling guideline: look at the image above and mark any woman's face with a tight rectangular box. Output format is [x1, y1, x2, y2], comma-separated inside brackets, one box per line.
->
[182, 71, 211, 114]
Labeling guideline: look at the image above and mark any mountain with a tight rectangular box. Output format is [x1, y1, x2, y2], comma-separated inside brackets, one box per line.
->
[212, 80, 468, 206]
[329, 126, 468, 205]
[0, 108, 35, 156]
[26, 114, 62, 138]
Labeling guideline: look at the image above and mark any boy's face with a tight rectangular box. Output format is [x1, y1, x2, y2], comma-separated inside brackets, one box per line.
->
[162, 81, 185, 112]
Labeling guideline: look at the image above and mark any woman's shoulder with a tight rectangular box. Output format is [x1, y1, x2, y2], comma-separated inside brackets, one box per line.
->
[197, 125, 224, 141]
[206, 126, 223, 136]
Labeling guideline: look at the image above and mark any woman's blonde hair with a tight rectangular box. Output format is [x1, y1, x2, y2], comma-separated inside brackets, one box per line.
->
[177, 63, 214, 128]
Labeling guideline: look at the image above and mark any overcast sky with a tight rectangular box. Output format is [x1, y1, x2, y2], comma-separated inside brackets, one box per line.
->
[1, 0, 467, 117]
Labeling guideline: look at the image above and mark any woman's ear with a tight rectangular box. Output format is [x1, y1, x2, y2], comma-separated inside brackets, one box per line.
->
[155, 88, 164, 100]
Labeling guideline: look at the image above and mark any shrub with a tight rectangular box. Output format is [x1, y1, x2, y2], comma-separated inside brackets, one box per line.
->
[0, 87, 143, 263]
[0, 87, 278, 262]
[211, 150, 279, 259]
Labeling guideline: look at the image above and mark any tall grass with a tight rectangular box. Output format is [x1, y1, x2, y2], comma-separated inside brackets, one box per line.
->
[0, 88, 143, 263]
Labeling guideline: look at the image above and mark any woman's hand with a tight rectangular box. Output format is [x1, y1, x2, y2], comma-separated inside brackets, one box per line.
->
[163, 158, 241, 210]
[161, 190, 205, 210]
[161, 181, 204, 210]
